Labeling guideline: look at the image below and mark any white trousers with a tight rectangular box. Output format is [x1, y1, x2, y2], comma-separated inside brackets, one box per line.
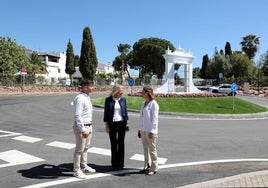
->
[140, 130, 158, 172]
[73, 124, 92, 172]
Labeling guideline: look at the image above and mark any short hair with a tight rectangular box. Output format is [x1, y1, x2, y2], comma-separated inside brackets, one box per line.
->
[80, 79, 94, 86]
[110, 85, 124, 97]
[143, 86, 156, 100]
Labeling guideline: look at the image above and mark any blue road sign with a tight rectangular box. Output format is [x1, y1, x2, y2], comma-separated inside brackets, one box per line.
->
[128, 77, 134, 86]
[231, 83, 237, 92]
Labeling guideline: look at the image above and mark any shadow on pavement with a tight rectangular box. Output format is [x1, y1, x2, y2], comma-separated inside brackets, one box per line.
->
[17, 163, 139, 179]
[17, 163, 73, 179]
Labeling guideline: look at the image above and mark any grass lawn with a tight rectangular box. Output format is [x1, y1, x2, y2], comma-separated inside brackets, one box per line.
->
[91, 95, 268, 114]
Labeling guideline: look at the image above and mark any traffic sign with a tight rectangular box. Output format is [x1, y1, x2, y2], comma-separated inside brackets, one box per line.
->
[231, 83, 237, 92]
[128, 77, 134, 86]
[231, 83, 237, 110]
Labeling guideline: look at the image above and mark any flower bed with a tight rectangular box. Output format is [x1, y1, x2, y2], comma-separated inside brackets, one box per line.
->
[0, 86, 111, 94]
[128, 91, 227, 98]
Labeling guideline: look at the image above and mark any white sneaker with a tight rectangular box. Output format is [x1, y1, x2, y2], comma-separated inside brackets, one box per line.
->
[73, 169, 87, 179]
[82, 165, 96, 173]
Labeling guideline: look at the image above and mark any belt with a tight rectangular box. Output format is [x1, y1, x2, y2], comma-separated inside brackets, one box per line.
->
[84, 124, 92, 127]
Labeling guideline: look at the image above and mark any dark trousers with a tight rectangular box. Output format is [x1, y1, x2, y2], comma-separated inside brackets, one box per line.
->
[109, 121, 126, 169]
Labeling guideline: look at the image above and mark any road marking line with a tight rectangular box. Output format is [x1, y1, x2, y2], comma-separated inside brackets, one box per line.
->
[0, 130, 21, 138]
[158, 158, 268, 169]
[88, 147, 111, 156]
[159, 115, 268, 121]
[20, 169, 140, 188]
[97, 108, 268, 120]
[0, 150, 44, 168]
[12, 135, 43, 143]
[46, 141, 75, 149]
[20, 158, 268, 188]
[130, 154, 168, 164]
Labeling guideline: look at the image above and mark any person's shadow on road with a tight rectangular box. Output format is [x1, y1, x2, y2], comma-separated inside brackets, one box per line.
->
[17, 163, 73, 179]
[18, 163, 139, 179]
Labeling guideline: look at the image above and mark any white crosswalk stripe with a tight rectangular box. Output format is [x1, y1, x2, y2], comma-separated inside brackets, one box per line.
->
[130, 154, 168, 164]
[89, 147, 111, 156]
[0, 130, 21, 138]
[46, 141, 75, 149]
[12, 135, 43, 143]
[0, 150, 44, 168]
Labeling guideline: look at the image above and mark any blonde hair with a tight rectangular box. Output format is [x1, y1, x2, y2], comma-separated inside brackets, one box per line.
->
[143, 86, 155, 100]
[110, 85, 124, 97]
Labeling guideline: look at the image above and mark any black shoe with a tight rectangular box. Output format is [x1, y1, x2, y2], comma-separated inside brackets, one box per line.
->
[146, 171, 157, 175]
[140, 163, 150, 173]
[112, 166, 124, 171]
[139, 168, 149, 173]
[112, 166, 118, 170]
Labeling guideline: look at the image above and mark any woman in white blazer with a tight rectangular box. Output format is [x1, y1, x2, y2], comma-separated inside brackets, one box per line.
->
[138, 86, 159, 175]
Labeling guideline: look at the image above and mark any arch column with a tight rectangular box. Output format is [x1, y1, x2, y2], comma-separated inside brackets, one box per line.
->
[156, 47, 200, 93]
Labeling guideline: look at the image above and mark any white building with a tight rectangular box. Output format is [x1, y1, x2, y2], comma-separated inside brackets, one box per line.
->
[96, 62, 114, 74]
[38, 51, 115, 84]
[38, 52, 69, 84]
[72, 62, 114, 78]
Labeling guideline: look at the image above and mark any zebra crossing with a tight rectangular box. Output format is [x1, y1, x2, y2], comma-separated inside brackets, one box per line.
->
[0, 129, 168, 170]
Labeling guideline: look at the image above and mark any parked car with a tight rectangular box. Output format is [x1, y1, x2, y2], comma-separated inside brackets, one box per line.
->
[208, 84, 236, 96]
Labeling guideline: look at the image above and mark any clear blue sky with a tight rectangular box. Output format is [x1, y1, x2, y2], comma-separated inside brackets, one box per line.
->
[1, 0, 268, 74]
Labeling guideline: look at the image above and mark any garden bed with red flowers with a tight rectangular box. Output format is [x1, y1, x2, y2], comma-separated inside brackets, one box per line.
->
[128, 91, 227, 98]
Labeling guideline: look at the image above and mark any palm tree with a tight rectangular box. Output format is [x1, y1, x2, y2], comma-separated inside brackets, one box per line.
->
[240, 34, 260, 60]
[28, 51, 47, 74]
[117, 43, 131, 84]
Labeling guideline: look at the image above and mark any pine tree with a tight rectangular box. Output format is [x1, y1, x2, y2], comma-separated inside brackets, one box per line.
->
[79, 26, 98, 80]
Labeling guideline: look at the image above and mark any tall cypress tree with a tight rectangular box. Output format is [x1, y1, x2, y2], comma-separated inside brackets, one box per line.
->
[200, 54, 209, 79]
[65, 40, 76, 82]
[225, 42, 232, 57]
[79, 26, 98, 80]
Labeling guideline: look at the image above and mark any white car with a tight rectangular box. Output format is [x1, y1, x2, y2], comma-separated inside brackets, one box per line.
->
[208, 84, 236, 96]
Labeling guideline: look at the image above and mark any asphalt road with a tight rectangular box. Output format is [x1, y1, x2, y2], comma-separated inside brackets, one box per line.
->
[0, 93, 268, 188]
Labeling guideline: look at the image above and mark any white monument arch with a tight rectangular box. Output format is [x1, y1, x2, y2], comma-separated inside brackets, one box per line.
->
[156, 46, 201, 93]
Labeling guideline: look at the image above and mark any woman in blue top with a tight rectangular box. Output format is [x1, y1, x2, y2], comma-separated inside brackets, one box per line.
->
[104, 85, 129, 170]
